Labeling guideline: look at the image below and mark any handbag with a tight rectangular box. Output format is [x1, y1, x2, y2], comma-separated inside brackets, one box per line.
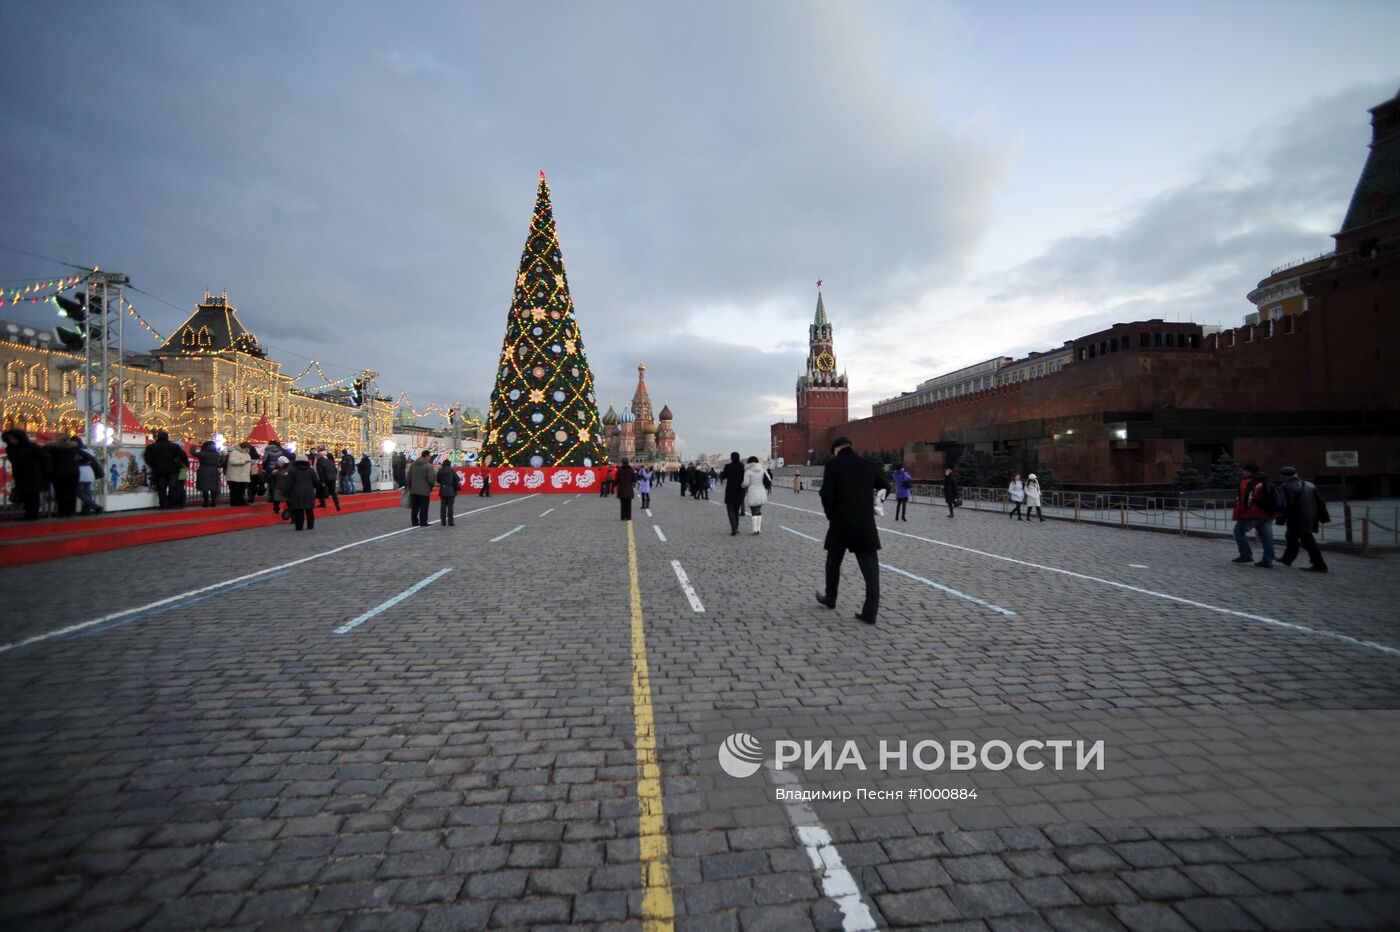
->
[400, 488, 411, 508]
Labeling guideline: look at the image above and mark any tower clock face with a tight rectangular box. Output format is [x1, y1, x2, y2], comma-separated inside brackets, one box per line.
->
[816, 352, 835, 372]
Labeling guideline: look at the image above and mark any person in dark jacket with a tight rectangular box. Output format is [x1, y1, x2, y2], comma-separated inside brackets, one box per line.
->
[285, 454, 320, 530]
[406, 450, 436, 527]
[315, 450, 341, 511]
[339, 449, 356, 494]
[816, 437, 890, 624]
[478, 469, 491, 497]
[678, 464, 689, 497]
[193, 440, 222, 507]
[615, 458, 637, 521]
[74, 437, 103, 515]
[393, 451, 408, 488]
[942, 467, 958, 518]
[3, 428, 47, 520]
[143, 429, 184, 509]
[437, 459, 461, 526]
[45, 433, 82, 517]
[720, 453, 746, 534]
[358, 453, 373, 493]
[1278, 466, 1329, 572]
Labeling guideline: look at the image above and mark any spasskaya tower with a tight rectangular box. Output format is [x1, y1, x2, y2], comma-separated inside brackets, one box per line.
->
[771, 283, 849, 465]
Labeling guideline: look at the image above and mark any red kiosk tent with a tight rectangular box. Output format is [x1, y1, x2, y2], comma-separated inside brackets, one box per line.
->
[244, 415, 279, 446]
[94, 393, 148, 441]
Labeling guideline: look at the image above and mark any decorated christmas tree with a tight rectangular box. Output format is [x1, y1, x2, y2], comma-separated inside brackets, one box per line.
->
[481, 173, 607, 468]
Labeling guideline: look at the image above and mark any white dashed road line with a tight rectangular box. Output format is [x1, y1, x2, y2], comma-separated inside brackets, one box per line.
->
[767, 763, 879, 931]
[670, 560, 705, 612]
[654, 525, 667, 542]
[539, 508, 555, 517]
[0, 495, 535, 656]
[333, 568, 453, 635]
[769, 500, 1400, 659]
[491, 525, 525, 543]
[781, 526, 1016, 617]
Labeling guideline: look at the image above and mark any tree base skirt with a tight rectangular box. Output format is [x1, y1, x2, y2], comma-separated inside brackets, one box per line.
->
[455, 466, 606, 494]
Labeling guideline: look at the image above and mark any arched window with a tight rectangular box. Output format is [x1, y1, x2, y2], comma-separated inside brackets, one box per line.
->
[158, 387, 170, 410]
[8, 361, 22, 390]
[145, 385, 156, 408]
[123, 383, 133, 404]
[27, 364, 46, 392]
[182, 327, 195, 346]
[198, 326, 213, 347]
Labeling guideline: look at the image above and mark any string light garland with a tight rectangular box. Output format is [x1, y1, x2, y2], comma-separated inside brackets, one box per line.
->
[0, 274, 86, 308]
[479, 174, 606, 468]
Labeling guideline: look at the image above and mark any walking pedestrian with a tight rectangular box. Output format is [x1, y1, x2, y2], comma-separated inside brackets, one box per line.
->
[1231, 463, 1277, 568]
[721, 452, 746, 535]
[44, 433, 81, 517]
[637, 466, 652, 510]
[73, 438, 103, 515]
[407, 449, 436, 527]
[478, 469, 492, 497]
[437, 459, 462, 526]
[249, 446, 264, 501]
[392, 450, 407, 488]
[678, 464, 689, 497]
[794, 470, 803, 493]
[3, 428, 46, 520]
[358, 453, 373, 493]
[815, 437, 890, 624]
[269, 456, 291, 517]
[286, 453, 319, 530]
[143, 429, 184, 509]
[1025, 473, 1044, 522]
[741, 456, 771, 534]
[1007, 474, 1025, 521]
[193, 440, 222, 507]
[340, 449, 356, 494]
[891, 464, 912, 521]
[942, 467, 958, 518]
[224, 442, 252, 506]
[315, 449, 341, 511]
[1278, 466, 1329, 572]
[615, 458, 636, 521]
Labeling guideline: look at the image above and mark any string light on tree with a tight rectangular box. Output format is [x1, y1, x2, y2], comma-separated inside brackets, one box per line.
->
[480, 172, 605, 468]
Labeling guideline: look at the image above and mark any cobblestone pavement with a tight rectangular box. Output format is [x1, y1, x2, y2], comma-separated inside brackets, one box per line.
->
[2, 486, 1398, 930]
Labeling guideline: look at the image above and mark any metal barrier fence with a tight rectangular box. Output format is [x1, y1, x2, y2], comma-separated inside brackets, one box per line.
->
[798, 478, 1399, 552]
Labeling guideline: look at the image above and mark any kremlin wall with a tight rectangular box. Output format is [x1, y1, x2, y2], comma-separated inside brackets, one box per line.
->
[773, 89, 1400, 495]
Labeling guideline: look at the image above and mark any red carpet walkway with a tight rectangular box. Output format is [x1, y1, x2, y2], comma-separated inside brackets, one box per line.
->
[0, 492, 404, 567]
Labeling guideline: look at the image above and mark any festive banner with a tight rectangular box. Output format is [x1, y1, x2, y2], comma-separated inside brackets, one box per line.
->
[453, 466, 604, 494]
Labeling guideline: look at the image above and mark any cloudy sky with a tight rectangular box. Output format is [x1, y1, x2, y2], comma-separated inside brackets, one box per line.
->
[2, 1, 1397, 456]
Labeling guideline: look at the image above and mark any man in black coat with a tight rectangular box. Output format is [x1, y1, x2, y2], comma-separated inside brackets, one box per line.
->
[2, 428, 47, 520]
[816, 437, 891, 624]
[1278, 466, 1329, 572]
[143, 429, 185, 509]
[357, 453, 373, 493]
[615, 458, 636, 521]
[720, 452, 746, 535]
[942, 467, 958, 519]
[315, 449, 341, 510]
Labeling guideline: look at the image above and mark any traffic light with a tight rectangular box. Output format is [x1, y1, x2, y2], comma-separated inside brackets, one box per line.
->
[448, 403, 459, 426]
[350, 377, 364, 406]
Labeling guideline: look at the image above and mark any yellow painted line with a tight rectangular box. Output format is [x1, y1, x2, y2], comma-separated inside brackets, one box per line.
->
[627, 521, 676, 930]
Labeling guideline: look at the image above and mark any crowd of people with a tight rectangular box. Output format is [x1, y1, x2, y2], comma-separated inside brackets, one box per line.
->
[1, 428, 106, 520]
[138, 431, 378, 519]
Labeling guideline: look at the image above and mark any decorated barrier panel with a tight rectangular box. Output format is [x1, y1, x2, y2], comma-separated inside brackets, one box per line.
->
[453, 466, 604, 494]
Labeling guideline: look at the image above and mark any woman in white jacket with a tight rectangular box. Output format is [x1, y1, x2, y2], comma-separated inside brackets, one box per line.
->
[1024, 474, 1044, 522]
[740, 456, 771, 535]
[1008, 474, 1026, 521]
[224, 442, 253, 507]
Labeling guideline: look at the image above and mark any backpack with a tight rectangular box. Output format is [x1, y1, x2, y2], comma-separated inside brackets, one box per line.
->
[1263, 480, 1288, 515]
